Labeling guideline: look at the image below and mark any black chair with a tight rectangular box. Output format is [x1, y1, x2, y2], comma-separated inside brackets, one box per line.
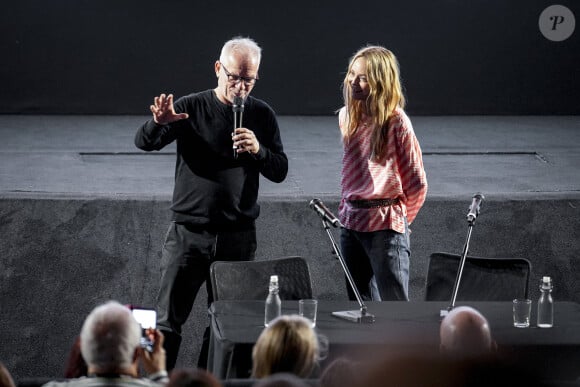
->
[210, 256, 313, 301]
[425, 252, 532, 301]
[208, 257, 314, 378]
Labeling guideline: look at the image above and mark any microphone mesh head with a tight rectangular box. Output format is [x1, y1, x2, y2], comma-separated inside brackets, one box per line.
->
[309, 198, 320, 208]
[233, 96, 244, 111]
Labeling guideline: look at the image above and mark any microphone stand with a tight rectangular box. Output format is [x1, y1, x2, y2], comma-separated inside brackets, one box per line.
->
[440, 205, 480, 319]
[319, 218, 375, 323]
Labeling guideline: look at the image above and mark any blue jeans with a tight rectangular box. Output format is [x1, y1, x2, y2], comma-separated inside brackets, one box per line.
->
[340, 222, 410, 301]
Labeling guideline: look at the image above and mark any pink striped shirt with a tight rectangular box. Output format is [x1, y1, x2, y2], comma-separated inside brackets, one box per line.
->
[338, 106, 428, 233]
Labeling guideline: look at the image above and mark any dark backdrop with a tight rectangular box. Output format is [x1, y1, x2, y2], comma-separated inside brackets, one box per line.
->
[1, 0, 578, 115]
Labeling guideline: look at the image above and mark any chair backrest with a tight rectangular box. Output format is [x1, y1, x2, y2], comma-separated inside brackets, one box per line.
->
[425, 252, 532, 301]
[210, 256, 313, 301]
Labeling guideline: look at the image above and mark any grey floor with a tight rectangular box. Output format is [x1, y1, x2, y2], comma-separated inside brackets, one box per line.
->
[1, 115, 579, 198]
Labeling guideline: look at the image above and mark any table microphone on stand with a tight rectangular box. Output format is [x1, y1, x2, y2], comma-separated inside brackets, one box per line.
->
[309, 198, 375, 323]
[440, 193, 485, 319]
[232, 96, 244, 159]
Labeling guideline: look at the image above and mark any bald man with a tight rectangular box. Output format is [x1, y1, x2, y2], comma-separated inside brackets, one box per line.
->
[440, 306, 496, 357]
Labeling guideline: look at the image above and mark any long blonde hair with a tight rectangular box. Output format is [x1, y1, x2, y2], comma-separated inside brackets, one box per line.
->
[251, 315, 319, 378]
[341, 46, 406, 160]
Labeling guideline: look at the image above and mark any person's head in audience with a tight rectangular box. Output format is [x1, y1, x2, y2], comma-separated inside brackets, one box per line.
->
[253, 373, 310, 387]
[251, 315, 320, 379]
[0, 363, 15, 387]
[64, 335, 88, 378]
[166, 368, 222, 387]
[79, 300, 166, 379]
[439, 306, 496, 357]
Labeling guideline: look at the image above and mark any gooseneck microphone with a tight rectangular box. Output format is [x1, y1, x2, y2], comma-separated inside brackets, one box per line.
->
[232, 96, 244, 159]
[309, 198, 343, 228]
[467, 193, 484, 223]
[442, 192, 486, 316]
[309, 198, 374, 323]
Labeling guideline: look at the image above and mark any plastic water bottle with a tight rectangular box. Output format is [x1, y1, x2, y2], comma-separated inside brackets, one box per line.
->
[537, 276, 554, 328]
[264, 275, 281, 327]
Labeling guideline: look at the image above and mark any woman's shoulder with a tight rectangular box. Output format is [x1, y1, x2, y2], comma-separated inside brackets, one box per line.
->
[389, 107, 413, 132]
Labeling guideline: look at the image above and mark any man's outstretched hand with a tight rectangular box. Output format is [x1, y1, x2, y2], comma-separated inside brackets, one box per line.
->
[150, 93, 189, 125]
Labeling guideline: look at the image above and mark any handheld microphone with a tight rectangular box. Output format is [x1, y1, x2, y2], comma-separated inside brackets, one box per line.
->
[467, 193, 484, 223]
[309, 198, 342, 228]
[232, 96, 244, 159]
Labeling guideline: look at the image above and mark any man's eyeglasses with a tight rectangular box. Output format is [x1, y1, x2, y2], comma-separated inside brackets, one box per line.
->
[220, 63, 258, 86]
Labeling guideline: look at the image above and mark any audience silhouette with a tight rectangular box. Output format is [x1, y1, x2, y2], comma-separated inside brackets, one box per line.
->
[0, 363, 15, 387]
[253, 373, 311, 387]
[63, 336, 87, 378]
[440, 306, 496, 358]
[251, 315, 324, 379]
[2, 303, 566, 387]
[166, 368, 222, 387]
[43, 300, 168, 387]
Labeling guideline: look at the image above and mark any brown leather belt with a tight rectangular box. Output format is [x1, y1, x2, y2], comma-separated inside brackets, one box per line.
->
[348, 198, 400, 209]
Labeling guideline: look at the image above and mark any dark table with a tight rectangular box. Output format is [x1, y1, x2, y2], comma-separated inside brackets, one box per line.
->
[208, 300, 580, 380]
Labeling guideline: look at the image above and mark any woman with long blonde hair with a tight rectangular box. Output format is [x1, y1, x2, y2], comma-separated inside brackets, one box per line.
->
[251, 315, 323, 379]
[338, 46, 428, 301]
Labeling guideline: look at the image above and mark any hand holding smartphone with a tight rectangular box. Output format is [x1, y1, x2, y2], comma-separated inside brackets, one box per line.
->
[130, 306, 157, 352]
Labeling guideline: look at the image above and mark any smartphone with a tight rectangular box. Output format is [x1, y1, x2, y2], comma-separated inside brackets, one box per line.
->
[130, 306, 156, 352]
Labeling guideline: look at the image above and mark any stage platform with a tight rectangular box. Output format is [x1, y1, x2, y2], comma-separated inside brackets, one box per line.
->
[1, 115, 579, 197]
[1, 114, 579, 380]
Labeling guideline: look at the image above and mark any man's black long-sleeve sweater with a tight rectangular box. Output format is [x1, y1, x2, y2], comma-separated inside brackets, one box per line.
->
[135, 90, 288, 227]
